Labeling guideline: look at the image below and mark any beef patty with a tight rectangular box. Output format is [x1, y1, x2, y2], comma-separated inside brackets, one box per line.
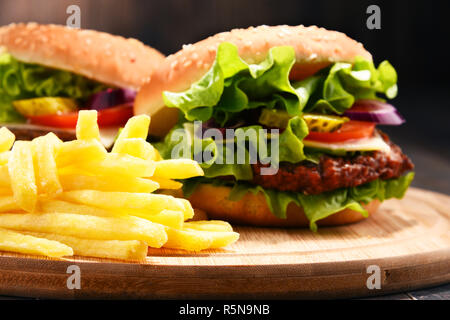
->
[250, 132, 414, 195]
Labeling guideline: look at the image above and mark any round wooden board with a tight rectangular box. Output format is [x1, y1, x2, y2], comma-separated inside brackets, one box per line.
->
[0, 187, 449, 299]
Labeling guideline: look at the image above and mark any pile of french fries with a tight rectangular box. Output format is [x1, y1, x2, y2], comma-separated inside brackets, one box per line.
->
[0, 111, 239, 261]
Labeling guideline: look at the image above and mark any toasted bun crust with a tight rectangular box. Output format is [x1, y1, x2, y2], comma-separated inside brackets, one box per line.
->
[187, 183, 380, 227]
[0, 23, 165, 90]
[135, 24, 371, 136]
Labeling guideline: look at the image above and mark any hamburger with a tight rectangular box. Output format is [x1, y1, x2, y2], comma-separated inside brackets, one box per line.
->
[135, 25, 415, 230]
[0, 22, 164, 145]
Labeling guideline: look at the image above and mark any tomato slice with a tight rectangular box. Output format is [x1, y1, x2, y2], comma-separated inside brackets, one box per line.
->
[28, 103, 134, 129]
[305, 120, 375, 142]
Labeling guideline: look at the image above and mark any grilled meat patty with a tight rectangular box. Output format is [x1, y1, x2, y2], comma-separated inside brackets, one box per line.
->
[249, 132, 414, 195]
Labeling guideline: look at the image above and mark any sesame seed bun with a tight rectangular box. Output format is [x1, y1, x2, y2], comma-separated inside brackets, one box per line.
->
[134, 24, 372, 137]
[0, 23, 165, 90]
[187, 183, 380, 227]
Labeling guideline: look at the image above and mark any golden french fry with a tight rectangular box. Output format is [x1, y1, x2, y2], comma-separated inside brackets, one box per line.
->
[112, 115, 150, 153]
[0, 196, 22, 212]
[178, 198, 195, 220]
[56, 139, 107, 167]
[0, 212, 167, 248]
[195, 230, 239, 249]
[153, 159, 204, 179]
[59, 190, 187, 216]
[0, 151, 11, 165]
[8, 141, 37, 212]
[78, 153, 156, 177]
[149, 177, 182, 190]
[76, 110, 100, 141]
[32, 134, 62, 197]
[183, 220, 233, 232]
[0, 188, 12, 196]
[59, 174, 159, 193]
[154, 148, 163, 161]
[112, 138, 157, 160]
[38, 199, 123, 217]
[0, 127, 15, 153]
[0, 165, 9, 187]
[132, 209, 184, 229]
[0, 228, 73, 257]
[25, 232, 147, 261]
[164, 227, 213, 251]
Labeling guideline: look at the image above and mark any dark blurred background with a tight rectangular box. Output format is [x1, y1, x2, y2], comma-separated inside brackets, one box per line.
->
[1, 0, 449, 194]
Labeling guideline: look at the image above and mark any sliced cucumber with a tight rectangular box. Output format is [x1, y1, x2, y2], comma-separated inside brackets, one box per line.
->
[258, 108, 348, 132]
[12, 97, 78, 117]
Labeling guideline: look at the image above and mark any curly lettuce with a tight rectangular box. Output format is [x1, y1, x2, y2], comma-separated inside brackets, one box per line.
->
[162, 42, 398, 126]
[0, 52, 107, 123]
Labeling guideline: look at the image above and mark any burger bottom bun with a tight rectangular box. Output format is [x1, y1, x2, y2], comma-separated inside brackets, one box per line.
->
[187, 183, 380, 227]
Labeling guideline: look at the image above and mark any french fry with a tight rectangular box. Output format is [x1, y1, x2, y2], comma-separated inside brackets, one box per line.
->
[56, 139, 107, 167]
[165, 226, 239, 251]
[8, 141, 38, 212]
[164, 227, 213, 251]
[193, 230, 239, 249]
[25, 232, 148, 261]
[178, 198, 195, 220]
[0, 151, 11, 165]
[0, 212, 168, 248]
[32, 134, 62, 197]
[112, 115, 150, 153]
[76, 110, 100, 141]
[153, 159, 204, 179]
[112, 138, 157, 160]
[0, 196, 22, 212]
[149, 177, 182, 190]
[132, 209, 184, 229]
[59, 174, 159, 193]
[0, 188, 12, 196]
[183, 220, 233, 232]
[0, 165, 9, 187]
[0, 127, 15, 152]
[59, 190, 187, 216]
[38, 199, 122, 217]
[0, 228, 73, 257]
[181, 223, 239, 249]
[78, 153, 156, 177]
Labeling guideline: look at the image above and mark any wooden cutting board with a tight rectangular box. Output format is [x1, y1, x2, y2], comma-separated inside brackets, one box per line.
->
[0, 187, 449, 299]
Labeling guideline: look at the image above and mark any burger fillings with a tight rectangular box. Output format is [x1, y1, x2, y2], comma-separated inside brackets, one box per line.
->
[135, 25, 415, 229]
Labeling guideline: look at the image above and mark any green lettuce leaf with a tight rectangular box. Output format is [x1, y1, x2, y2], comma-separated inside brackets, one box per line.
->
[0, 52, 107, 123]
[162, 42, 398, 126]
[183, 172, 414, 231]
[156, 115, 309, 181]
[163, 42, 303, 126]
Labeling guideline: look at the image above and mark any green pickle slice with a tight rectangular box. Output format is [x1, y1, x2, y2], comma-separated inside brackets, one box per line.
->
[258, 108, 348, 132]
[12, 97, 78, 117]
[303, 113, 349, 132]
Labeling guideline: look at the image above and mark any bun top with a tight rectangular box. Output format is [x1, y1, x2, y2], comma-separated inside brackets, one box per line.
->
[134, 24, 371, 136]
[0, 23, 165, 90]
